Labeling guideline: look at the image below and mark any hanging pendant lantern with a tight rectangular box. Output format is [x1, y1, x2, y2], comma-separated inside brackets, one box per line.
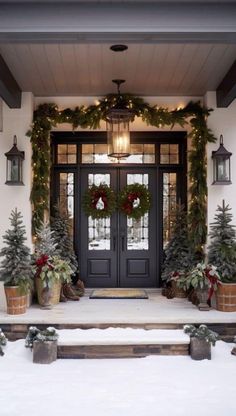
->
[212, 135, 232, 185]
[106, 80, 133, 159]
[5, 135, 25, 185]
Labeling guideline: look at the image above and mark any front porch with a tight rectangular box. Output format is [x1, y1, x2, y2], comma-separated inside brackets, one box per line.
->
[1, 289, 236, 343]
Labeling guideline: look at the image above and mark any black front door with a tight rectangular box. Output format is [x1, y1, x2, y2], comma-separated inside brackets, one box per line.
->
[80, 167, 157, 287]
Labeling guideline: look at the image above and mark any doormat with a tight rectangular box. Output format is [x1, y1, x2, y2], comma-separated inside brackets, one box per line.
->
[90, 289, 148, 299]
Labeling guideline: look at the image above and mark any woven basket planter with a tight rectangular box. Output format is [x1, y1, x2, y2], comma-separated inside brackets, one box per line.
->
[170, 280, 187, 298]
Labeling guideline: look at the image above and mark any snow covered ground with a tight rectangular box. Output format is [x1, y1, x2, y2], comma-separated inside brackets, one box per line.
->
[0, 336, 236, 416]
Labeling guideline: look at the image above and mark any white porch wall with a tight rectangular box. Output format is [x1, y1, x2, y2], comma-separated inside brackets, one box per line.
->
[0, 92, 34, 252]
[205, 92, 236, 234]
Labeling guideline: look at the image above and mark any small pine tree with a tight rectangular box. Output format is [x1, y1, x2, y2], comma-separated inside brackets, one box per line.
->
[51, 206, 78, 275]
[0, 208, 32, 290]
[208, 200, 236, 282]
[162, 204, 193, 281]
[35, 221, 57, 257]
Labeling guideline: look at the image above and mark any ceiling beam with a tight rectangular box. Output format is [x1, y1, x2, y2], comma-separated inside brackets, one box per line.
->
[0, 55, 21, 108]
[0, 2, 236, 43]
[216, 60, 236, 108]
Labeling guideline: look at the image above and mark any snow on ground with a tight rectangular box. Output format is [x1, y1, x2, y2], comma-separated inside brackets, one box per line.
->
[0, 337, 236, 416]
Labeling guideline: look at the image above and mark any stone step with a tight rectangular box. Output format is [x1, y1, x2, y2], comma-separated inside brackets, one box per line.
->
[57, 328, 190, 358]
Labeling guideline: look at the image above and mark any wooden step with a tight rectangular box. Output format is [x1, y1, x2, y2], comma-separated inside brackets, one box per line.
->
[57, 328, 190, 358]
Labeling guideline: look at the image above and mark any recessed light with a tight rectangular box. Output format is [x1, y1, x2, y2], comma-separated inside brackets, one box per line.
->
[110, 44, 128, 52]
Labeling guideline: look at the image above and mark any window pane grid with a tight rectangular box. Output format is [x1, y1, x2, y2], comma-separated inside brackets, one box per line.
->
[163, 172, 177, 248]
[160, 144, 179, 164]
[57, 144, 77, 164]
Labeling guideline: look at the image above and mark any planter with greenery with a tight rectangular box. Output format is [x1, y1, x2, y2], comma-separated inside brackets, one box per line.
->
[208, 200, 236, 312]
[0, 328, 7, 356]
[33, 222, 73, 307]
[161, 204, 194, 298]
[51, 206, 84, 297]
[0, 209, 33, 315]
[184, 324, 218, 360]
[181, 263, 221, 310]
[25, 326, 58, 364]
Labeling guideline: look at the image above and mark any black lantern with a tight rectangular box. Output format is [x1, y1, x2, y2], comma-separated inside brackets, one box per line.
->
[5, 135, 24, 185]
[212, 135, 232, 185]
[106, 80, 133, 159]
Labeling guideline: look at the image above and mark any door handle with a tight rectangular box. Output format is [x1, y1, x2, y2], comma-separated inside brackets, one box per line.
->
[113, 236, 116, 251]
[121, 236, 125, 251]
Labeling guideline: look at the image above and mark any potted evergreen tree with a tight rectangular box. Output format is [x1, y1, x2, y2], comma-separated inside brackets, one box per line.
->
[161, 204, 193, 298]
[0, 209, 33, 314]
[51, 206, 83, 299]
[33, 222, 73, 307]
[208, 200, 236, 312]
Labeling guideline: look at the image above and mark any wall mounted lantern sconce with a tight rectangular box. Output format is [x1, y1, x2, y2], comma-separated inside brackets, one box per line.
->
[106, 79, 133, 159]
[212, 134, 232, 185]
[5, 135, 25, 185]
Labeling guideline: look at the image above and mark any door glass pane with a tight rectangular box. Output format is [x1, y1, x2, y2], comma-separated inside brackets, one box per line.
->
[160, 144, 179, 164]
[57, 144, 76, 164]
[126, 174, 149, 250]
[163, 172, 177, 248]
[58, 172, 74, 239]
[81, 144, 155, 164]
[88, 173, 111, 250]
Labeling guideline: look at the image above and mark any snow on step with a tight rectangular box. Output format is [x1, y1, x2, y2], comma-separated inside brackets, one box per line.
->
[57, 328, 189, 346]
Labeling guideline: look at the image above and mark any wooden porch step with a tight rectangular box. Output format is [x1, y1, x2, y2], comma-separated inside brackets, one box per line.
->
[57, 328, 190, 358]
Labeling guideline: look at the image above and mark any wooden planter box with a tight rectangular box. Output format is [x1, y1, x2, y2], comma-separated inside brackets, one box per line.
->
[33, 340, 57, 364]
[216, 283, 236, 312]
[190, 337, 211, 360]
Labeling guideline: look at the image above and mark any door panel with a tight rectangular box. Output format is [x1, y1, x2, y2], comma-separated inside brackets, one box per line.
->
[80, 167, 157, 287]
[80, 169, 118, 287]
[119, 169, 157, 287]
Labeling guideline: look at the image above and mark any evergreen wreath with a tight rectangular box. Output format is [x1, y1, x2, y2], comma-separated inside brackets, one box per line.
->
[82, 183, 116, 219]
[118, 183, 151, 220]
[27, 96, 216, 257]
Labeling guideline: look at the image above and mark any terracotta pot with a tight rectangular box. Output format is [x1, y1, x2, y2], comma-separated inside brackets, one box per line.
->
[4, 286, 27, 315]
[216, 283, 236, 312]
[35, 278, 61, 307]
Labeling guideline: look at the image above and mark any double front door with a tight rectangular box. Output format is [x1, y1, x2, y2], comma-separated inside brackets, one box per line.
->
[80, 167, 157, 287]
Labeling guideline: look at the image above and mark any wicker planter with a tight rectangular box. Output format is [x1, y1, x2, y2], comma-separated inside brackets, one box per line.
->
[216, 283, 236, 312]
[33, 340, 57, 364]
[171, 280, 187, 298]
[190, 337, 211, 360]
[4, 286, 27, 315]
[35, 278, 61, 307]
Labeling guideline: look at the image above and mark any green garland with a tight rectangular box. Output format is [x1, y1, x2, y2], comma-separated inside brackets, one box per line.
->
[82, 184, 116, 219]
[118, 184, 151, 220]
[27, 96, 216, 258]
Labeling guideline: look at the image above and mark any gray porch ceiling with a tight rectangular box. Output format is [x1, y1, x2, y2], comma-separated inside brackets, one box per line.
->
[0, 1, 236, 101]
[1, 42, 236, 97]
